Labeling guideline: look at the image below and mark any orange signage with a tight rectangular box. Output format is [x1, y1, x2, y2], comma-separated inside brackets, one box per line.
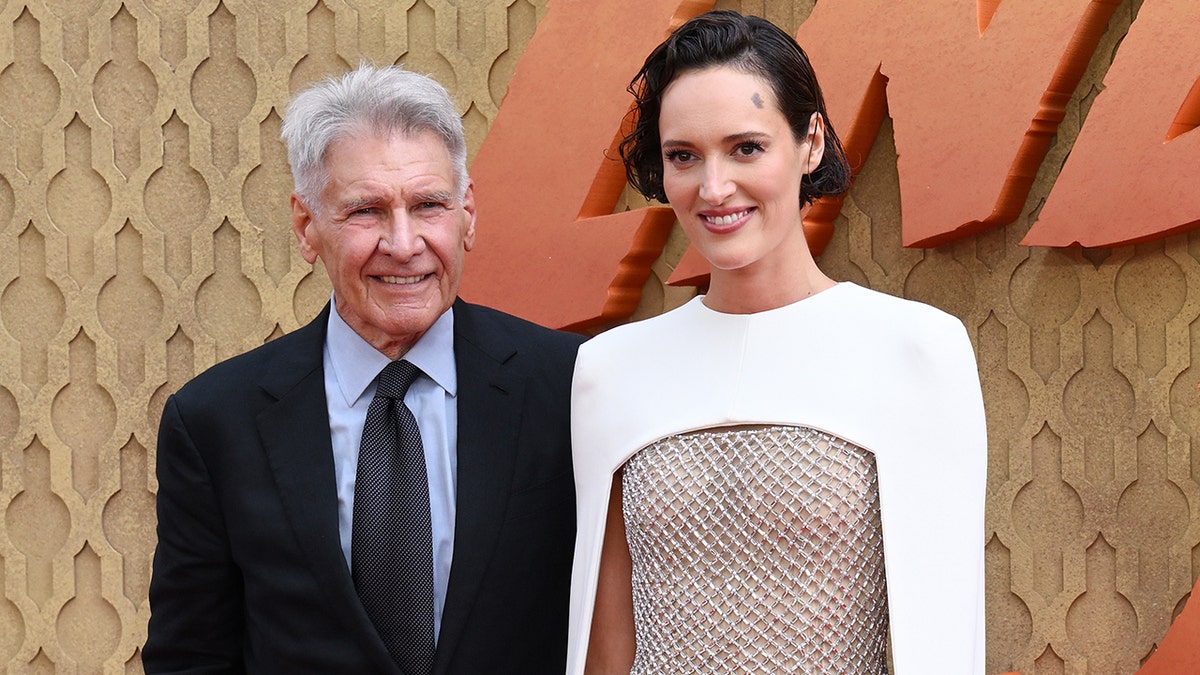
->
[794, 0, 1118, 248]
[1022, 0, 1200, 247]
[462, 0, 709, 330]
[463, 0, 1200, 329]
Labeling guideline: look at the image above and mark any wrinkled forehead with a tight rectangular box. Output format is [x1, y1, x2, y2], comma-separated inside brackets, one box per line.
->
[319, 124, 463, 194]
[326, 121, 451, 161]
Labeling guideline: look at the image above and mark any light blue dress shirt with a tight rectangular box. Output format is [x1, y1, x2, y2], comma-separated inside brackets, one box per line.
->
[323, 296, 458, 642]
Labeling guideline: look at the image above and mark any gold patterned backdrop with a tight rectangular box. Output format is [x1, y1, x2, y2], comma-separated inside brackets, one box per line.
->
[0, 0, 1191, 673]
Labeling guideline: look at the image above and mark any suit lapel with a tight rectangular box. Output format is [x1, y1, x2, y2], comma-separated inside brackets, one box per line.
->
[434, 301, 526, 670]
[255, 305, 398, 673]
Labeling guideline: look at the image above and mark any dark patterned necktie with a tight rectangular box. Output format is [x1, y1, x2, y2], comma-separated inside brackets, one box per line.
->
[352, 359, 436, 675]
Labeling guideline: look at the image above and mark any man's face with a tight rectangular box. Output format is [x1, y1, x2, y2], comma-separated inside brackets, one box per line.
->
[291, 129, 476, 358]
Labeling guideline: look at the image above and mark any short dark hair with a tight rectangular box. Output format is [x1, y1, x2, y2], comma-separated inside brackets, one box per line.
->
[618, 10, 851, 205]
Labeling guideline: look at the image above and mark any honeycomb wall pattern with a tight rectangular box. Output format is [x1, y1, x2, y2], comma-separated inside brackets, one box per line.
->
[0, 0, 1193, 673]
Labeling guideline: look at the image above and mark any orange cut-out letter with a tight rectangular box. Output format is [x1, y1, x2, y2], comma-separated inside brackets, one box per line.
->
[1022, 0, 1200, 247]
[461, 0, 712, 329]
[793, 0, 1120, 247]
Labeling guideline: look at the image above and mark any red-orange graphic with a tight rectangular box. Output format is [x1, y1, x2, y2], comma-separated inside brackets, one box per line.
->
[466, 0, 1200, 328]
[461, 0, 711, 330]
[1022, 0, 1200, 246]
[795, 0, 1119, 248]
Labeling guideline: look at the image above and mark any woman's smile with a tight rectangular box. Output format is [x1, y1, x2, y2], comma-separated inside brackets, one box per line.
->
[699, 207, 755, 232]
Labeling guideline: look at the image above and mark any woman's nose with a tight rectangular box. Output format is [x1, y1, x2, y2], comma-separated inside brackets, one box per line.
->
[698, 161, 734, 205]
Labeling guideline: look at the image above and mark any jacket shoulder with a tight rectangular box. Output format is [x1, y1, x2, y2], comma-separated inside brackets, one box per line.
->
[455, 300, 587, 354]
[172, 310, 327, 407]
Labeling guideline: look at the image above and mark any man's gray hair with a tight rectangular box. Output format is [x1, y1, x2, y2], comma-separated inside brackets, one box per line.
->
[280, 63, 469, 209]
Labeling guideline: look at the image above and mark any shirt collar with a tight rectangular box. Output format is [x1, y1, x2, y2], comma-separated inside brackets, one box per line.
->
[325, 294, 458, 406]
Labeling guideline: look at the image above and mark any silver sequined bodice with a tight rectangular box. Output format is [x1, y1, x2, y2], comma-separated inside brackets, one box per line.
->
[622, 425, 888, 674]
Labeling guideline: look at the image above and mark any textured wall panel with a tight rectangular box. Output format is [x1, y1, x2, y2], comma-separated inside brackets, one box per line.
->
[0, 1, 550, 670]
[0, 0, 1193, 673]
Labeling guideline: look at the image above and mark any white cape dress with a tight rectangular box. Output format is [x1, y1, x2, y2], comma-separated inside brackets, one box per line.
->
[567, 283, 987, 674]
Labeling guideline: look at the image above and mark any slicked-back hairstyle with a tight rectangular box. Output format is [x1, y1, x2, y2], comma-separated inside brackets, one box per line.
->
[619, 10, 851, 205]
[280, 63, 468, 210]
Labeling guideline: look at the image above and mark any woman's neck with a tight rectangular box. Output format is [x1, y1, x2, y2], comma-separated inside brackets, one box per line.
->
[703, 260, 836, 314]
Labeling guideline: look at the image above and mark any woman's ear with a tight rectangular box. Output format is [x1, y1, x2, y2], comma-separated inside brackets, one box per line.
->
[803, 111, 826, 174]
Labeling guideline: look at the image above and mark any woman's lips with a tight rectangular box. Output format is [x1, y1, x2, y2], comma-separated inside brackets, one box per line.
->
[699, 208, 753, 233]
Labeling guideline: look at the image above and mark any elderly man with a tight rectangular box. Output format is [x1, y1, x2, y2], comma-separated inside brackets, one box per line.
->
[144, 64, 584, 674]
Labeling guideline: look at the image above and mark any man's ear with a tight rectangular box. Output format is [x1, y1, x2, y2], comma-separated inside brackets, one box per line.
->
[461, 180, 477, 252]
[291, 193, 320, 264]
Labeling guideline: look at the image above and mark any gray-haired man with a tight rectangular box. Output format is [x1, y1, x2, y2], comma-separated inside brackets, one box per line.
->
[145, 64, 583, 674]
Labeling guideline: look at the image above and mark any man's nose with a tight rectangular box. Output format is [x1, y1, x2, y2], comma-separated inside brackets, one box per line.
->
[378, 211, 425, 259]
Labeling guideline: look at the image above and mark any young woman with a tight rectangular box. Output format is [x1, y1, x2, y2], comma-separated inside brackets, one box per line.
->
[567, 11, 987, 674]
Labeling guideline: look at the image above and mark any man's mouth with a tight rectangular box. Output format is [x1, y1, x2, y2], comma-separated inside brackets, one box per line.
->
[376, 274, 428, 285]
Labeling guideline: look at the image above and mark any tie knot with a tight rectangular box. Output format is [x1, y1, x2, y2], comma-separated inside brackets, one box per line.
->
[375, 359, 421, 400]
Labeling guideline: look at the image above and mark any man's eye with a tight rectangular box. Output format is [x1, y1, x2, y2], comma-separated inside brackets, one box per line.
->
[416, 201, 449, 211]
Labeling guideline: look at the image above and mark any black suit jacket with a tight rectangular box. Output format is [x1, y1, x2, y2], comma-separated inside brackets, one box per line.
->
[144, 299, 585, 674]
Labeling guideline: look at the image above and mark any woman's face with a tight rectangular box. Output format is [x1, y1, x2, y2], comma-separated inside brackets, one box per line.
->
[658, 65, 820, 282]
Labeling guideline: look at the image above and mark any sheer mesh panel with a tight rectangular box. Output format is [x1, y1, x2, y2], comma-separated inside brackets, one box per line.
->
[623, 426, 888, 674]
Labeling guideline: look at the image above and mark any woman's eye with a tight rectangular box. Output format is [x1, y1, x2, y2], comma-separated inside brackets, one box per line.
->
[734, 142, 763, 157]
[664, 150, 693, 163]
